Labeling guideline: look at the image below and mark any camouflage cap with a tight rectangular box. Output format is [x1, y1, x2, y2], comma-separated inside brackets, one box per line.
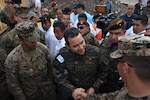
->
[108, 18, 126, 31]
[15, 7, 30, 19]
[110, 35, 150, 59]
[15, 21, 38, 42]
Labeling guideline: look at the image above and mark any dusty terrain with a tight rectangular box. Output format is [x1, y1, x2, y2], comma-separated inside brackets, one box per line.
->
[42, 0, 127, 16]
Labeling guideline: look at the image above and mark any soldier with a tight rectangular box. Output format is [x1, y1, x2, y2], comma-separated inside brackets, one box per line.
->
[53, 27, 109, 100]
[0, 0, 16, 29]
[141, 0, 150, 16]
[77, 20, 100, 47]
[0, 48, 11, 100]
[99, 18, 126, 93]
[73, 35, 150, 100]
[3, 7, 45, 55]
[4, 21, 56, 100]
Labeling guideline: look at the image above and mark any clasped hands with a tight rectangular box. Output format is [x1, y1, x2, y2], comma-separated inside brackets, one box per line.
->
[72, 87, 95, 100]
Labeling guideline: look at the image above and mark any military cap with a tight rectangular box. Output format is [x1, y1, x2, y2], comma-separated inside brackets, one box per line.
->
[15, 7, 30, 19]
[77, 21, 89, 27]
[15, 21, 38, 42]
[108, 18, 126, 30]
[110, 35, 150, 59]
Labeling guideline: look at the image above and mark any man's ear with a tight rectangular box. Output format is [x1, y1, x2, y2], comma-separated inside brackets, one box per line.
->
[18, 37, 24, 44]
[65, 43, 70, 49]
[123, 62, 130, 74]
[124, 30, 126, 34]
[14, 15, 18, 22]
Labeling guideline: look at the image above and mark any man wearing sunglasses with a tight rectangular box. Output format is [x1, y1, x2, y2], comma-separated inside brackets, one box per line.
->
[73, 35, 150, 100]
[53, 28, 109, 100]
[77, 21, 100, 47]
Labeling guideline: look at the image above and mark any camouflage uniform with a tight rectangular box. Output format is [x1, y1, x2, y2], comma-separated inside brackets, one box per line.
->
[87, 87, 150, 100]
[86, 35, 150, 100]
[141, 5, 150, 16]
[4, 22, 56, 100]
[53, 44, 109, 93]
[4, 25, 45, 55]
[0, 7, 11, 25]
[0, 48, 11, 100]
[99, 37, 123, 93]
[83, 32, 100, 47]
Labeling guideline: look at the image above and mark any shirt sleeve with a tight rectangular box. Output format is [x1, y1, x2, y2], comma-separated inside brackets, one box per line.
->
[53, 54, 76, 92]
[92, 52, 110, 91]
[5, 55, 26, 100]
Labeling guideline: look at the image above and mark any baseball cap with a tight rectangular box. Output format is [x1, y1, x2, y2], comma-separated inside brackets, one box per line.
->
[28, 11, 38, 20]
[108, 18, 126, 30]
[16, 21, 38, 42]
[76, 3, 85, 9]
[110, 35, 150, 59]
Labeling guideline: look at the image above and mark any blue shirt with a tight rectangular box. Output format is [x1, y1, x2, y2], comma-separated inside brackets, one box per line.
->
[120, 13, 137, 30]
[74, 12, 94, 25]
[105, 1, 112, 11]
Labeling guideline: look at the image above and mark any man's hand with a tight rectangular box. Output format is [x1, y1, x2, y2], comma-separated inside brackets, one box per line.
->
[86, 87, 95, 94]
[72, 88, 87, 100]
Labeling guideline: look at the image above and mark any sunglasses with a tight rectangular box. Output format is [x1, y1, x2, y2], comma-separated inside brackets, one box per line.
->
[78, 25, 86, 29]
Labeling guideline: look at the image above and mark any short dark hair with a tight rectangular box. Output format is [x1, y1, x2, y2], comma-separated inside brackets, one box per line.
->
[120, 56, 150, 81]
[53, 22, 66, 32]
[64, 28, 80, 45]
[62, 7, 71, 15]
[78, 13, 87, 20]
[76, 3, 85, 10]
[134, 15, 148, 26]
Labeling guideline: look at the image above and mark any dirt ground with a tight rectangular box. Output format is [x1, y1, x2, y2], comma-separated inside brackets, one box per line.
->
[0, 0, 128, 39]
[42, 0, 127, 16]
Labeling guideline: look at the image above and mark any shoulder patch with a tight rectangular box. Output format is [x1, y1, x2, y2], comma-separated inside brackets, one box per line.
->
[56, 55, 64, 63]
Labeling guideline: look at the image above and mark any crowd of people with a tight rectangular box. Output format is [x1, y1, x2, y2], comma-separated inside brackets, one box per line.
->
[0, 0, 150, 100]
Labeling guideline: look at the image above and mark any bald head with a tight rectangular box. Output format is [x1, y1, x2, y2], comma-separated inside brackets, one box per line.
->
[127, 4, 135, 16]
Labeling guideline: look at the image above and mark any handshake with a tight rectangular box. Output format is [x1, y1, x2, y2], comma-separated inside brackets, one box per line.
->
[72, 87, 95, 100]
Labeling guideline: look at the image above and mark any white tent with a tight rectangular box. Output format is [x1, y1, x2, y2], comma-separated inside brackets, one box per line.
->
[119, 0, 138, 4]
[119, 0, 148, 5]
